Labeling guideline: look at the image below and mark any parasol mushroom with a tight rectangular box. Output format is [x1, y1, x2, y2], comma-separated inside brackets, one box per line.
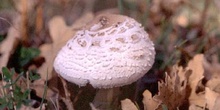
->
[53, 14, 155, 109]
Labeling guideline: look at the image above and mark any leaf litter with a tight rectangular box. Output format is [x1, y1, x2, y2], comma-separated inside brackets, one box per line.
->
[122, 54, 220, 110]
[1, 0, 220, 109]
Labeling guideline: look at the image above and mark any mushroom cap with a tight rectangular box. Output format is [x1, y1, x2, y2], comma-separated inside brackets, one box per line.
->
[53, 14, 155, 88]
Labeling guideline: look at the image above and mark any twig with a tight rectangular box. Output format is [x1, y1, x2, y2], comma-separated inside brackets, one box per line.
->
[55, 94, 60, 110]
[0, 17, 20, 32]
[50, 96, 58, 110]
[49, 93, 59, 110]
[0, 73, 7, 102]
[26, 72, 31, 110]
[73, 89, 83, 105]
[60, 77, 74, 110]
[40, 69, 48, 110]
[9, 79, 16, 110]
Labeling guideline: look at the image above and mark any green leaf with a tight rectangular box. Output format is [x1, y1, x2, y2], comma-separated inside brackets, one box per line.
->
[7, 100, 14, 109]
[2, 67, 12, 81]
[22, 99, 31, 106]
[19, 47, 40, 67]
[29, 72, 41, 81]
[8, 46, 40, 72]
[16, 101, 22, 109]
[0, 97, 6, 103]
[13, 85, 22, 101]
[0, 103, 7, 109]
[22, 89, 30, 99]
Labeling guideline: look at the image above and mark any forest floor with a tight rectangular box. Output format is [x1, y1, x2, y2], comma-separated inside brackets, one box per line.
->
[1, 0, 220, 110]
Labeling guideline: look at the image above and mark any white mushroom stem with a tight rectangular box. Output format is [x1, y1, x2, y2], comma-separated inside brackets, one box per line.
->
[93, 87, 120, 109]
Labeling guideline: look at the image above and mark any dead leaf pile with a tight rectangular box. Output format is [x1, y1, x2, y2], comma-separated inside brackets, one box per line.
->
[32, 12, 94, 109]
[121, 54, 220, 110]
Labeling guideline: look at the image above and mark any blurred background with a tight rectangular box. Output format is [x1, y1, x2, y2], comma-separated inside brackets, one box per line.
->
[0, 0, 220, 110]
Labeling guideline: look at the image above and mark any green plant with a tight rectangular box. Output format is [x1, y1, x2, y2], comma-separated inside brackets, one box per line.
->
[0, 67, 40, 110]
[8, 45, 40, 72]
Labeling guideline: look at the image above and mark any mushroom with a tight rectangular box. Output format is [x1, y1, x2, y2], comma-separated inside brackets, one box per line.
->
[53, 14, 155, 109]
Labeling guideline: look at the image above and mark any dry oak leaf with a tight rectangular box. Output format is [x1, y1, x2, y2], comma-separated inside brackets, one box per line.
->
[38, 12, 94, 80]
[205, 87, 220, 110]
[187, 54, 206, 107]
[142, 89, 160, 110]
[203, 55, 220, 78]
[0, 15, 21, 70]
[153, 67, 188, 110]
[212, 96, 220, 110]
[206, 76, 220, 94]
[121, 99, 138, 110]
[31, 78, 57, 100]
[188, 104, 204, 110]
[203, 55, 220, 93]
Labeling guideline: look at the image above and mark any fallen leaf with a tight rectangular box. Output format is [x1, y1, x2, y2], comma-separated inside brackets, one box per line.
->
[205, 87, 220, 110]
[153, 68, 188, 110]
[31, 78, 57, 100]
[0, 15, 21, 70]
[187, 54, 206, 107]
[142, 90, 160, 110]
[204, 55, 220, 93]
[121, 99, 138, 110]
[188, 104, 204, 110]
[206, 76, 220, 93]
[212, 96, 220, 110]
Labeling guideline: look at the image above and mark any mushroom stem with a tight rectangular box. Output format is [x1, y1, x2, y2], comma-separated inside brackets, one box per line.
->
[93, 87, 120, 109]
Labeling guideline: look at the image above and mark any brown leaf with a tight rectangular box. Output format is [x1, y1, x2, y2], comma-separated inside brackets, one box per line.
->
[121, 99, 138, 110]
[205, 87, 220, 110]
[212, 96, 220, 110]
[38, 12, 94, 80]
[153, 66, 188, 110]
[142, 90, 160, 110]
[187, 54, 206, 107]
[206, 75, 220, 93]
[31, 78, 57, 100]
[188, 104, 204, 110]
[203, 55, 220, 75]
[204, 55, 220, 93]
[0, 16, 21, 70]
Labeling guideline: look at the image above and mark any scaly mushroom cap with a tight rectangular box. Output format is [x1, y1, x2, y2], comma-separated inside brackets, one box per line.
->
[53, 14, 155, 88]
